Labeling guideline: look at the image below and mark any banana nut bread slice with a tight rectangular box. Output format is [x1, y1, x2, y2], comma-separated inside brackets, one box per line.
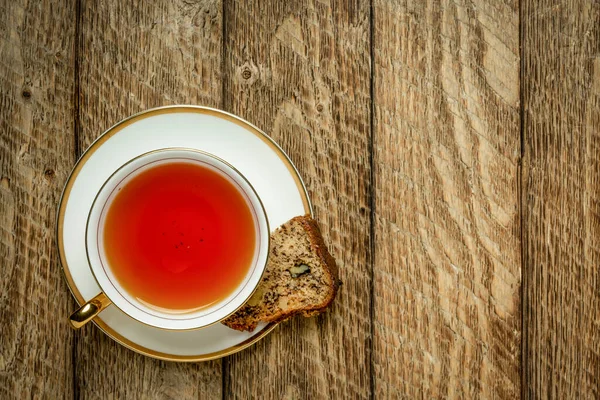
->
[222, 215, 339, 332]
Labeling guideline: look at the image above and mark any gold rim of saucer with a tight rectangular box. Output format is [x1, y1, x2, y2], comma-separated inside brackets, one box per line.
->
[56, 105, 313, 361]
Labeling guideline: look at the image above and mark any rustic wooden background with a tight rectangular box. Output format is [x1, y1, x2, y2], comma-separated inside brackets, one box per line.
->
[1, 0, 598, 398]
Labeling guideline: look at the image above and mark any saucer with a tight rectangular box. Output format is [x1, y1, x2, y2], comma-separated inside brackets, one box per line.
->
[57, 105, 312, 361]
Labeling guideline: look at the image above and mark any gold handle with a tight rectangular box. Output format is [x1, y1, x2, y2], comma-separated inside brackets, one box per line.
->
[69, 292, 111, 329]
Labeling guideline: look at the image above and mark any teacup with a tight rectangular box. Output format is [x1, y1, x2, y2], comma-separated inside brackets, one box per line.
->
[69, 148, 270, 330]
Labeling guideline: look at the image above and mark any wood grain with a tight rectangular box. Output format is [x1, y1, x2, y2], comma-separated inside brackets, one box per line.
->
[223, 0, 372, 398]
[522, 1, 600, 398]
[372, 0, 521, 397]
[2, 0, 600, 397]
[75, 0, 223, 398]
[0, 0, 76, 397]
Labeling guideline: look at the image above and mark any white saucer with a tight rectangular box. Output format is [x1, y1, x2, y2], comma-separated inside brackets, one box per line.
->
[57, 106, 312, 361]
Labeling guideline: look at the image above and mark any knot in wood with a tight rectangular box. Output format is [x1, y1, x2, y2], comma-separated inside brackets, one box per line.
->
[44, 169, 55, 180]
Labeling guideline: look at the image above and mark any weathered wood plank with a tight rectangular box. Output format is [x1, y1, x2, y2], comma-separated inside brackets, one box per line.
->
[372, 0, 521, 397]
[0, 0, 76, 398]
[76, 0, 223, 398]
[522, 1, 600, 398]
[223, 1, 373, 398]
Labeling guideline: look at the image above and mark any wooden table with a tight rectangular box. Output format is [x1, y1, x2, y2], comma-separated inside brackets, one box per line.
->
[1, 0, 598, 398]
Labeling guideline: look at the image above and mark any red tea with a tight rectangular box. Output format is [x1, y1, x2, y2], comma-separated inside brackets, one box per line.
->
[102, 161, 256, 311]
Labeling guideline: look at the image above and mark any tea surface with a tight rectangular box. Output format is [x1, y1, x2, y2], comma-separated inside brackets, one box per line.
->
[102, 161, 256, 311]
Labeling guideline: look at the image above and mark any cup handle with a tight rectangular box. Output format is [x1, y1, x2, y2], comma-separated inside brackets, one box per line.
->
[69, 292, 112, 329]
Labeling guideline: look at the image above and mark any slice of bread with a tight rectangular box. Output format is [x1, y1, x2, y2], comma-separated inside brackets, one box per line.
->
[222, 215, 339, 332]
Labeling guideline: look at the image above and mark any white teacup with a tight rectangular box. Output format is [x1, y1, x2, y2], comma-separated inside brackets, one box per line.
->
[69, 148, 270, 330]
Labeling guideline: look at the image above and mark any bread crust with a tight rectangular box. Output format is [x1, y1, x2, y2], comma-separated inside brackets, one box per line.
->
[289, 215, 339, 316]
[222, 215, 339, 332]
